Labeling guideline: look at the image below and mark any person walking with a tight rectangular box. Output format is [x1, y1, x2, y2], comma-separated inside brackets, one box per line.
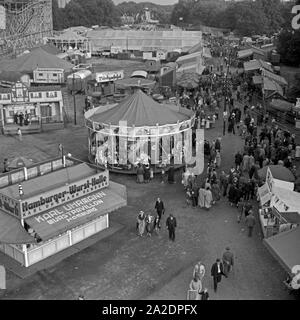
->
[136, 211, 145, 237]
[187, 276, 202, 300]
[222, 247, 234, 277]
[245, 210, 256, 237]
[3, 159, 9, 173]
[211, 258, 224, 292]
[193, 261, 205, 281]
[17, 128, 22, 141]
[166, 214, 177, 241]
[154, 197, 165, 228]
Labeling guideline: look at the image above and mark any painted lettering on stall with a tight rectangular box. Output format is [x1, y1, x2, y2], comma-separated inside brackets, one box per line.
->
[22, 174, 107, 212]
[33, 191, 106, 224]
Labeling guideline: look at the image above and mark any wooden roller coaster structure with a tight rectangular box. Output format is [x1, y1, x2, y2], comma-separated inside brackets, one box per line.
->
[0, 0, 53, 57]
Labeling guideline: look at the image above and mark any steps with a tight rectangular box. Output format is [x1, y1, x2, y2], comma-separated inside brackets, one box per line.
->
[3, 125, 41, 135]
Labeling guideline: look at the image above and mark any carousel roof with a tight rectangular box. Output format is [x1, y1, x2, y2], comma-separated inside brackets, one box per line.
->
[89, 89, 189, 127]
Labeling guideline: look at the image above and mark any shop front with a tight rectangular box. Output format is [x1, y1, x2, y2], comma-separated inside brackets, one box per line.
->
[257, 167, 299, 238]
[88, 70, 124, 98]
[0, 157, 127, 267]
[0, 82, 64, 134]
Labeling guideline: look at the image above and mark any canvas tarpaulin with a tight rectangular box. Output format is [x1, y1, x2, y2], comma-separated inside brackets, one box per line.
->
[263, 227, 300, 274]
[0, 211, 35, 244]
[89, 89, 189, 126]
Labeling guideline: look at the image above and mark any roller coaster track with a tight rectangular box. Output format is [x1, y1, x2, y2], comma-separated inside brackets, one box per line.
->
[0, 0, 53, 57]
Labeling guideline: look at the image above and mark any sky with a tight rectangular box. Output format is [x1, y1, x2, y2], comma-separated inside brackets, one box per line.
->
[113, 0, 178, 5]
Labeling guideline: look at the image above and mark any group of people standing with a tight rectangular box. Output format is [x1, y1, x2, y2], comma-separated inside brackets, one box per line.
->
[13, 111, 31, 126]
[136, 198, 177, 242]
[188, 247, 235, 299]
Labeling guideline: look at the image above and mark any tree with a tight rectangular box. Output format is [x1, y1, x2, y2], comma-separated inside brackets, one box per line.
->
[256, 0, 284, 35]
[52, 0, 64, 30]
[61, 0, 121, 28]
[170, 2, 191, 25]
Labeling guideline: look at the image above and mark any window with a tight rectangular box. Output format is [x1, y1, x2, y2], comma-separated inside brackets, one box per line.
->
[53, 73, 58, 77]
[1, 94, 10, 100]
[30, 92, 42, 99]
[9, 111, 14, 117]
[46, 91, 57, 98]
[39, 73, 43, 76]
[30, 109, 36, 116]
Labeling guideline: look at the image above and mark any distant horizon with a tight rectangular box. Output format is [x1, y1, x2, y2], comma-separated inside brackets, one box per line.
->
[112, 0, 178, 5]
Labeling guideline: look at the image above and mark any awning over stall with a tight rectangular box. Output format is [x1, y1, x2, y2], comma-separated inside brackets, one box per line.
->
[0, 211, 35, 244]
[263, 227, 300, 274]
[25, 187, 126, 241]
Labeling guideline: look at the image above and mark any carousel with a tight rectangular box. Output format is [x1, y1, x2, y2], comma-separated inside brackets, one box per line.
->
[84, 89, 195, 173]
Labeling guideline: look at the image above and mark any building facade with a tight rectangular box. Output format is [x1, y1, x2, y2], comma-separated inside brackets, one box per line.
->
[0, 81, 64, 134]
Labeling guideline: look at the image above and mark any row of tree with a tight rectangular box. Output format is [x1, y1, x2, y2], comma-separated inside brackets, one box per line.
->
[52, 0, 172, 30]
[52, 0, 300, 66]
[171, 0, 288, 36]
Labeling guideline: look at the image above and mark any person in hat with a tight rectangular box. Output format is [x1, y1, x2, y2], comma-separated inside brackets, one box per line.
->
[222, 247, 234, 277]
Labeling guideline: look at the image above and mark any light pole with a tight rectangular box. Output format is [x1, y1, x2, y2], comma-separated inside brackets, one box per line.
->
[72, 72, 77, 125]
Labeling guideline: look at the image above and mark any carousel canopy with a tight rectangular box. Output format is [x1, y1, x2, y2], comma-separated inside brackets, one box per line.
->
[89, 89, 189, 127]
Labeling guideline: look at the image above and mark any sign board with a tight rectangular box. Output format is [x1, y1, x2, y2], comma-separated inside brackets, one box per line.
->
[258, 183, 271, 206]
[29, 190, 107, 226]
[95, 70, 124, 83]
[110, 46, 122, 54]
[0, 265, 5, 290]
[21, 171, 109, 218]
[0, 194, 20, 217]
[0, 6, 5, 30]
[143, 52, 153, 60]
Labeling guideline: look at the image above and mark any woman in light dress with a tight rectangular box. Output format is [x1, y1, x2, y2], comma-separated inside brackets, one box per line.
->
[187, 276, 203, 300]
[215, 150, 221, 168]
[137, 211, 145, 236]
[204, 187, 213, 210]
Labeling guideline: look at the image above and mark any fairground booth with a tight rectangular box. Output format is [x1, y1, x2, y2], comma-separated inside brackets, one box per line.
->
[257, 166, 299, 239]
[257, 166, 300, 285]
[84, 89, 195, 173]
[0, 156, 127, 267]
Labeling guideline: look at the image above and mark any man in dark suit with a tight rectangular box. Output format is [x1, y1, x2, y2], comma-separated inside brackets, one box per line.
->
[155, 197, 165, 228]
[211, 258, 224, 292]
[166, 214, 177, 241]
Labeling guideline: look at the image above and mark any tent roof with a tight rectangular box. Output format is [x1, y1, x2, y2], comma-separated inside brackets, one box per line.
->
[270, 99, 294, 112]
[262, 69, 288, 86]
[0, 48, 74, 73]
[51, 30, 87, 42]
[263, 227, 300, 274]
[258, 165, 295, 182]
[188, 42, 203, 54]
[0, 211, 36, 244]
[176, 51, 202, 65]
[263, 78, 283, 95]
[238, 49, 253, 59]
[89, 89, 189, 126]
[272, 186, 300, 213]
[244, 59, 273, 72]
[30, 43, 62, 56]
[177, 62, 205, 75]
